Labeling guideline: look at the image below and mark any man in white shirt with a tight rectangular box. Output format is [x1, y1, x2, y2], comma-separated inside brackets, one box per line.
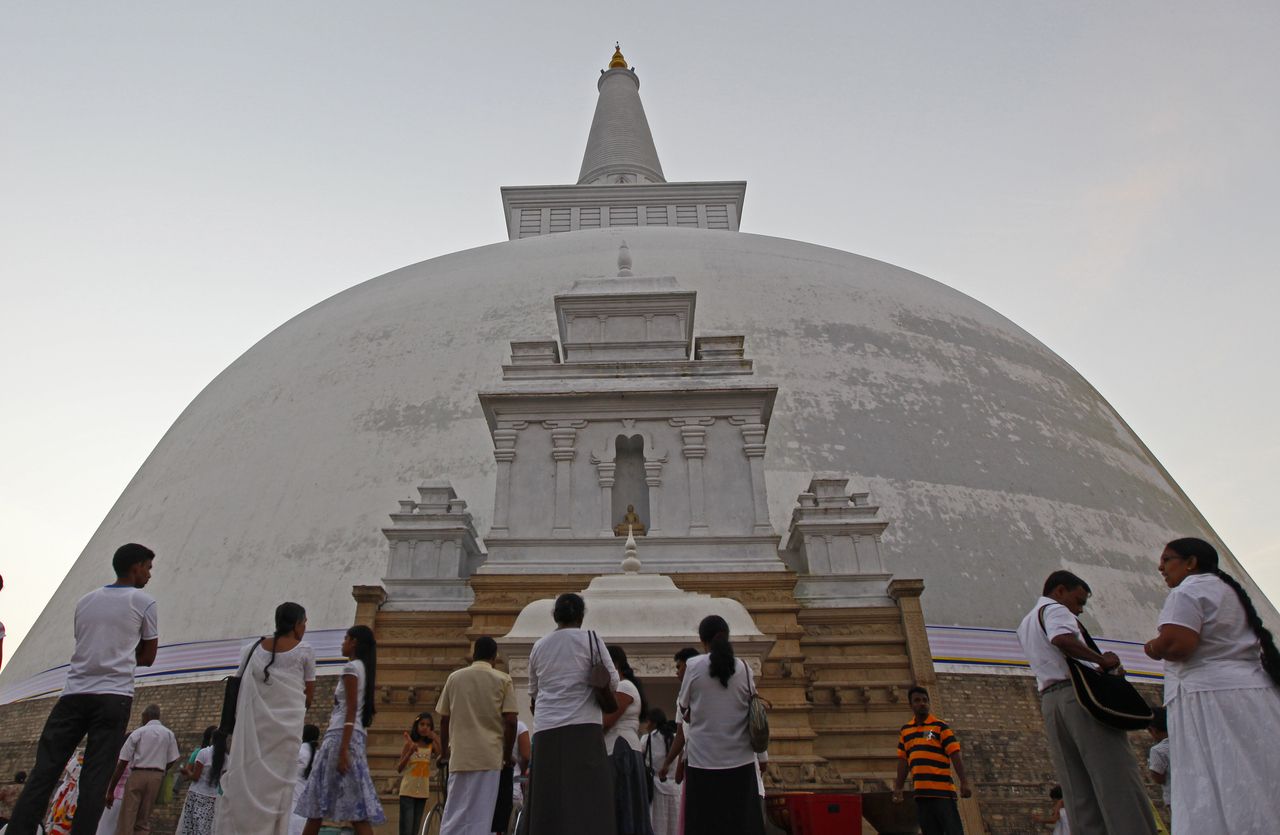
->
[1015, 570, 1156, 835]
[6, 544, 159, 835]
[105, 704, 179, 835]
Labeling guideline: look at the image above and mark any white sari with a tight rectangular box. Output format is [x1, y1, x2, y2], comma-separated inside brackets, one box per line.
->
[213, 641, 316, 835]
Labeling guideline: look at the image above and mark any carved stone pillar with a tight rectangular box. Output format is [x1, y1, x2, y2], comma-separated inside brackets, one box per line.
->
[351, 585, 387, 629]
[672, 417, 714, 534]
[592, 453, 617, 536]
[642, 434, 668, 537]
[734, 419, 772, 534]
[490, 421, 526, 535]
[643, 459, 664, 536]
[545, 420, 586, 537]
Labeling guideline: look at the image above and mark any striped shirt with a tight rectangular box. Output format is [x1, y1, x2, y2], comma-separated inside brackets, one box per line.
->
[898, 714, 960, 798]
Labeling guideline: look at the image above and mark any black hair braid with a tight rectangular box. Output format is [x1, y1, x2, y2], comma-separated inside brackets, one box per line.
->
[1213, 568, 1280, 686]
[263, 602, 306, 684]
[262, 624, 288, 684]
[208, 730, 229, 788]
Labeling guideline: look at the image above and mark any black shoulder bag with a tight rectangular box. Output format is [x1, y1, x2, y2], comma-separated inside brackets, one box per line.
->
[643, 732, 656, 801]
[1039, 606, 1153, 731]
[218, 637, 264, 734]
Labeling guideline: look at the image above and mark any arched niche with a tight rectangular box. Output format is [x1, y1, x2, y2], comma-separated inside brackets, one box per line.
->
[612, 434, 650, 533]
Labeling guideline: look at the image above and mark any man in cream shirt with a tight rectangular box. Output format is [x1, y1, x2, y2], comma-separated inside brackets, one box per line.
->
[105, 704, 179, 835]
[436, 637, 518, 835]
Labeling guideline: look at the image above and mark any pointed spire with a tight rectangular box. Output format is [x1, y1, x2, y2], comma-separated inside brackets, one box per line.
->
[609, 43, 628, 69]
[578, 46, 666, 185]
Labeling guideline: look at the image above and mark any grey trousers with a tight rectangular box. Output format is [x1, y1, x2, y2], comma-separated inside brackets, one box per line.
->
[1040, 684, 1157, 835]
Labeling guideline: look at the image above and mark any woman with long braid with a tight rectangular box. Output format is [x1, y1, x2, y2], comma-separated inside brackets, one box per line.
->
[1143, 537, 1280, 834]
[214, 602, 316, 835]
[673, 615, 765, 835]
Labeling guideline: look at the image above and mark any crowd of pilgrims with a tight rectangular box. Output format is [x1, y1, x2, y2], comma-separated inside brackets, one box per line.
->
[2, 534, 1279, 835]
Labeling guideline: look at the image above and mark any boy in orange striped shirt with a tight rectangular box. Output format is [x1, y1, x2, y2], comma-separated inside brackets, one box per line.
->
[892, 686, 971, 834]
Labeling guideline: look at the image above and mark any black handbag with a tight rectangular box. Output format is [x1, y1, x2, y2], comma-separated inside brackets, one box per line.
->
[218, 637, 263, 734]
[643, 732, 656, 801]
[1039, 606, 1153, 730]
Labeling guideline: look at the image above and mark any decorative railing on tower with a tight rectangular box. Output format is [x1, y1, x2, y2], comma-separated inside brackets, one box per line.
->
[500, 47, 746, 239]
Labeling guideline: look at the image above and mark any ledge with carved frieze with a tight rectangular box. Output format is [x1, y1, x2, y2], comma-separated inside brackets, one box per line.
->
[475, 535, 788, 575]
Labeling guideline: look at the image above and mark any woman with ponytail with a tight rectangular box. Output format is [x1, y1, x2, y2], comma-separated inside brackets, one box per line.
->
[175, 730, 228, 835]
[295, 624, 385, 833]
[214, 602, 316, 835]
[1143, 537, 1280, 833]
[672, 615, 765, 835]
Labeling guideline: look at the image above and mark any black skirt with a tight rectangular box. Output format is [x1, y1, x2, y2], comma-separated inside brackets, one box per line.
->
[528, 723, 617, 835]
[684, 762, 765, 835]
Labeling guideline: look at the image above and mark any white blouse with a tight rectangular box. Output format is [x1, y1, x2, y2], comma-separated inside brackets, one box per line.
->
[603, 679, 643, 753]
[327, 659, 367, 735]
[528, 629, 619, 733]
[677, 654, 756, 771]
[1159, 573, 1273, 703]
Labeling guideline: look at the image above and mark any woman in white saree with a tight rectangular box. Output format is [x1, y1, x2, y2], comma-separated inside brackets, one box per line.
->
[214, 603, 316, 835]
[1143, 537, 1280, 835]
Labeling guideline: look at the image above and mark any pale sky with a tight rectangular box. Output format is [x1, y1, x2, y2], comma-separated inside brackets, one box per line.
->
[2, 2, 1277, 662]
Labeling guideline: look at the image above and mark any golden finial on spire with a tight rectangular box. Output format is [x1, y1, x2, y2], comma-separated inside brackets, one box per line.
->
[609, 42, 628, 69]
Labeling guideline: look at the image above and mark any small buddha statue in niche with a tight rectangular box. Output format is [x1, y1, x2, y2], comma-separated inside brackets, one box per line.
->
[614, 504, 646, 536]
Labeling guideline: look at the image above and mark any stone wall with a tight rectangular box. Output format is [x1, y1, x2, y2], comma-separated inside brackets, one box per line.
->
[933, 672, 1171, 834]
[0, 680, 337, 835]
[0, 647, 1174, 835]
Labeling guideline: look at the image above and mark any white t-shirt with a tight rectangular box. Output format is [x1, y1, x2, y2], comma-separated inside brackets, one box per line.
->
[677, 654, 756, 770]
[294, 741, 315, 785]
[1159, 573, 1273, 702]
[512, 720, 530, 805]
[1016, 597, 1095, 691]
[328, 659, 368, 735]
[63, 585, 159, 696]
[1148, 737, 1170, 807]
[119, 719, 179, 769]
[528, 629, 619, 733]
[642, 729, 680, 797]
[188, 746, 220, 797]
[603, 679, 643, 753]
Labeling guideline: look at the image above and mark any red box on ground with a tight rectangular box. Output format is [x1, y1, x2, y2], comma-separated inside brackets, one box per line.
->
[785, 793, 863, 835]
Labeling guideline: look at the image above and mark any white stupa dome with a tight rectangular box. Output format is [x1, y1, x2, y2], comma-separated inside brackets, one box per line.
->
[5, 50, 1271, 701]
[5, 223, 1266, 696]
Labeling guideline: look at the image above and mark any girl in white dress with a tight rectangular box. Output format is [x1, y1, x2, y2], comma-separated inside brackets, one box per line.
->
[213, 603, 316, 835]
[175, 731, 227, 835]
[1143, 537, 1280, 835]
[287, 725, 320, 835]
[641, 710, 680, 835]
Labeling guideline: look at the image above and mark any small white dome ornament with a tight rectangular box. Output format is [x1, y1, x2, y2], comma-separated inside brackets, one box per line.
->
[621, 527, 641, 574]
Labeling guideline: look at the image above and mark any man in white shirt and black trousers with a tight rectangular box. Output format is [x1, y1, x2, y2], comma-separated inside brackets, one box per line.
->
[1016, 570, 1156, 835]
[104, 704, 179, 835]
[5, 544, 160, 835]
